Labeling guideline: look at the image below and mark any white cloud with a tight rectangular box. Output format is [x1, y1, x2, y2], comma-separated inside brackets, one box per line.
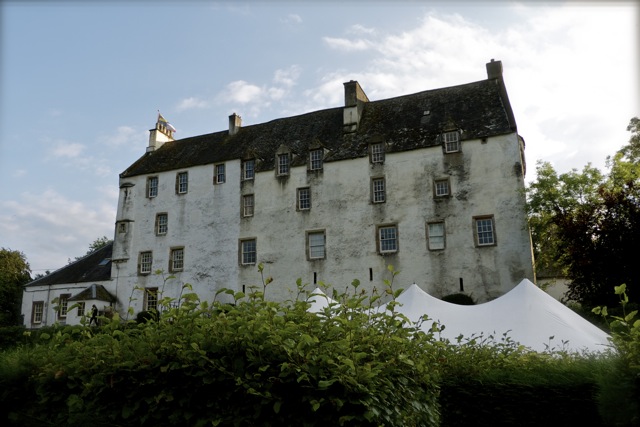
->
[216, 66, 303, 119]
[281, 13, 302, 25]
[176, 96, 210, 112]
[348, 24, 375, 35]
[220, 80, 264, 105]
[100, 125, 143, 148]
[0, 189, 117, 271]
[46, 138, 112, 177]
[51, 141, 85, 158]
[309, 5, 637, 178]
[323, 37, 371, 52]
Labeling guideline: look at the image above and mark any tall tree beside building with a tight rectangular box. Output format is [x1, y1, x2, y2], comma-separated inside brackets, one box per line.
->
[0, 248, 31, 326]
[526, 117, 640, 308]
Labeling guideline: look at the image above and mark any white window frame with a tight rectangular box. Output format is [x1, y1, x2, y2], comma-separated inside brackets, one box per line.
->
[307, 230, 326, 260]
[139, 251, 153, 275]
[242, 194, 254, 217]
[58, 294, 71, 319]
[309, 149, 323, 171]
[215, 163, 226, 184]
[372, 177, 386, 203]
[370, 142, 385, 164]
[147, 176, 158, 198]
[145, 288, 158, 311]
[297, 187, 311, 210]
[170, 247, 184, 272]
[278, 153, 290, 176]
[242, 159, 255, 180]
[240, 239, 257, 265]
[434, 179, 450, 197]
[427, 222, 446, 250]
[443, 131, 461, 153]
[156, 213, 168, 235]
[32, 301, 44, 324]
[176, 172, 188, 194]
[377, 225, 398, 254]
[474, 216, 496, 246]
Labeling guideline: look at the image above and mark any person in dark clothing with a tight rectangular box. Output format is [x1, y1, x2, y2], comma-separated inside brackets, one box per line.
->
[89, 304, 98, 326]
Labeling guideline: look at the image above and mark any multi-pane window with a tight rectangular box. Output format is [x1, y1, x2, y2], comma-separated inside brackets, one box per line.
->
[156, 213, 168, 235]
[32, 301, 44, 324]
[475, 216, 496, 246]
[427, 222, 446, 250]
[308, 231, 326, 260]
[242, 159, 255, 180]
[434, 179, 450, 197]
[147, 176, 158, 198]
[370, 142, 385, 164]
[77, 302, 86, 317]
[242, 194, 254, 217]
[58, 294, 71, 319]
[443, 131, 461, 153]
[372, 177, 386, 203]
[309, 149, 323, 171]
[139, 251, 153, 274]
[215, 163, 226, 184]
[170, 247, 184, 272]
[378, 225, 398, 254]
[278, 153, 290, 176]
[240, 239, 257, 265]
[145, 288, 158, 311]
[176, 172, 188, 194]
[297, 187, 311, 210]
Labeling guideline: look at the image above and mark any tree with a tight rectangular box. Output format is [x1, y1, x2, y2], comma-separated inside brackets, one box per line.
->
[526, 117, 640, 308]
[71, 236, 112, 262]
[0, 249, 31, 326]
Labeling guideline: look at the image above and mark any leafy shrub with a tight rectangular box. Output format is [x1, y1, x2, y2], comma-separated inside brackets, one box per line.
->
[1, 267, 441, 426]
[593, 284, 640, 425]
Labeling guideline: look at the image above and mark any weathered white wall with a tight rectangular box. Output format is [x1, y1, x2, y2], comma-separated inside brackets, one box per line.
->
[241, 133, 533, 302]
[114, 161, 241, 315]
[21, 282, 116, 327]
[110, 131, 534, 318]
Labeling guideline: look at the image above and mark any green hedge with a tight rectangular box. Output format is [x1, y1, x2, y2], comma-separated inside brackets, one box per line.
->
[2, 278, 639, 426]
[0, 281, 441, 427]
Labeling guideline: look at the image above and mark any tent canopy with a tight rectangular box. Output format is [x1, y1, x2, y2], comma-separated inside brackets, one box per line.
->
[308, 280, 611, 353]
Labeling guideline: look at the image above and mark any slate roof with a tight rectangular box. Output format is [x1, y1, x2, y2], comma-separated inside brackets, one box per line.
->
[121, 77, 516, 179]
[25, 242, 113, 287]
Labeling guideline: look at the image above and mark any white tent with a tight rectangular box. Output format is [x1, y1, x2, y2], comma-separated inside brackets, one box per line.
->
[307, 287, 337, 313]
[384, 279, 611, 353]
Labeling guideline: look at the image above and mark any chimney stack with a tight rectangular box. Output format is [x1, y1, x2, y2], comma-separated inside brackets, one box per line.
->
[229, 113, 242, 136]
[343, 80, 369, 133]
[486, 59, 503, 80]
[147, 113, 175, 152]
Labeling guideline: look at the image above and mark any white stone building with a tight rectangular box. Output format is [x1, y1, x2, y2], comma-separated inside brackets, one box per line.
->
[22, 59, 535, 326]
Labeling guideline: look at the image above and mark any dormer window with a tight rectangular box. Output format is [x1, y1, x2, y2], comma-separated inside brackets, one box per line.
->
[309, 149, 323, 171]
[278, 153, 290, 176]
[443, 131, 461, 153]
[370, 142, 385, 164]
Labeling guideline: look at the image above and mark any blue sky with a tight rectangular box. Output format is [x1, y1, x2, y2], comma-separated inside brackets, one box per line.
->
[1, 1, 638, 275]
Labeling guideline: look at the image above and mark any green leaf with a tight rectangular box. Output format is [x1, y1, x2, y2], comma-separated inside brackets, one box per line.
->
[273, 400, 281, 414]
[625, 310, 638, 323]
[614, 284, 626, 295]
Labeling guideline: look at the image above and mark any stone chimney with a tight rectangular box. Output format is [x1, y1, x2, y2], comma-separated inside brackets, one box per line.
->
[229, 113, 242, 136]
[486, 59, 503, 80]
[147, 113, 175, 152]
[343, 80, 369, 133]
